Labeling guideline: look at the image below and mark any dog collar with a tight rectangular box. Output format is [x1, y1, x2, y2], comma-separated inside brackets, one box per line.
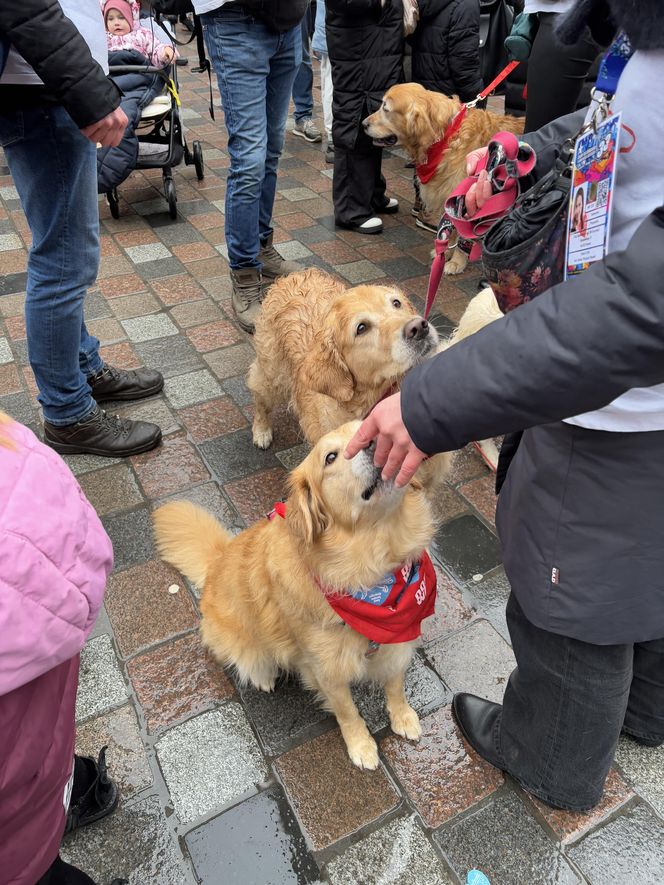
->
[267, 503, 437, 645]
[416, 105, 468, 185]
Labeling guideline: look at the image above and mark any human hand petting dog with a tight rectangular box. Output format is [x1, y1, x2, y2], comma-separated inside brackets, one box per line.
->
[345, 392, 428, 488]
[464, 146, 492, 217]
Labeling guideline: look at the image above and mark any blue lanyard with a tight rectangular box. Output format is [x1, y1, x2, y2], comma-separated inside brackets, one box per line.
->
[595, 32, 633, 96]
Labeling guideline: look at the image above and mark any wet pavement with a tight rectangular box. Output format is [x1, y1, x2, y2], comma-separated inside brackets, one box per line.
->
[1, 36, 662, 885]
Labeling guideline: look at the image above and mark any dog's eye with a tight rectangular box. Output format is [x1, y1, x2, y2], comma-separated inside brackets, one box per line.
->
[392, 298, 402, 309]
[356, 322, 369, 336]
[324, 452, 337, 466]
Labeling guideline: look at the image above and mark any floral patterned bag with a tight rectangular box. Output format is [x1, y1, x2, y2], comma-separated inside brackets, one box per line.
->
[481, 153, 573, 313]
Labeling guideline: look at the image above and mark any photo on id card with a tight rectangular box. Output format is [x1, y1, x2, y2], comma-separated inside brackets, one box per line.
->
[565, 112, 621, 280]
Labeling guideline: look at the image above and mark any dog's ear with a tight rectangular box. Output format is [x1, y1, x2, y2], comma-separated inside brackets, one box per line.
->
[299, 326, 355, 402]
[286, 470, 329, 545]
[405, 103, 438, 164]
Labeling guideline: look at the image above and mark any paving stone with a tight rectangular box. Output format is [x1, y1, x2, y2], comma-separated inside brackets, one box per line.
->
[276, 441, 311, 471]
[420, 568, 477, 645]
[431, 514, 502, 583]
[75, 704, 152, 801]
[568, 803, 664, 884]
[382, 705, 502, 827]
[61, 795, 186, 885]
[239, 675, 331, 757]
[458, 474, 498, 526]
[186, 787, 320, 885]
[0, 362, 21, 395]
[151, 273, 205, 305]
[437, 792, 581, 885]
[221, 373, 253, 405]
[524, 768, 634, 844]
[224, 466, 288, 524]
[132, 333, 204, 380]
[425, 619, 515, 703]
[125, 242, 172, 263]
[168, 298, 224, 328]
[98, 273, 148, 298]
[77, 463, 143, 516]
[274, 239, 313, 260]
[114, 397, 181, 436]
[0, 292, 25, 317]
[105, 559, 199, 658]
[121, 313, 179, 342]
[0, 336, 13, 364]
[164, 368, 223, 408]
[156, 704, 268, 823]
[178, 395, 247, 442]
[333, 259, 386, 284]
[130, 431, 209, 498]
[128, 632, 234, 734]
[203, 342, 255, 380]
[378, 256, 428, 282]
[276, 729, 400, 850]
[137, 257, 187, 280]
[326, 814, 454, 885]
[64, 452, 122, 477]
[185, 318, 242, 351]
[199, 428, 280, 484]
[615, 735, 664, 817]
[108, 292, 161, 320]
[353, 653, 450, 734]
[465, 568, 511, 642]
[429, 482, 470, 525]
[0, 232, 22, 250]
[76, 634, 129, 722]
[447, 445, 491, 484]
[102, 507, 156, 572]
[281, 186, 319, 202]
[156, 480, 242, 533]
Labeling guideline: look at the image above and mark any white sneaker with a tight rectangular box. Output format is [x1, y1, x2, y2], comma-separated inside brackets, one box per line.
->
[357, 216, 383, 234]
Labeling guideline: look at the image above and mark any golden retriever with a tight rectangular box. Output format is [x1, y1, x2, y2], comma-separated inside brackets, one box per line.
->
[248, 268, 439, 446]
[363, 82, 524, 275]
[153, 421, 435, 770]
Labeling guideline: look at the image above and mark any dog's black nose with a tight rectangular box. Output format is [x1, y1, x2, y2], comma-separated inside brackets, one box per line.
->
[403, 317, 429, 341]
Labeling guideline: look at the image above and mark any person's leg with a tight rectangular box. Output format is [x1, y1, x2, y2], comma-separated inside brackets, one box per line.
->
[261, 22, 302, 244]
[333, 121, 385, 230]
[1, 106, 99, 426]
[500, 593, 633, 810]
[203, 7, 274, 270]
[525, 12, 601, 131]
[292, 13, 314, 123]
[623, 638, 664, 746]
[35, 856, 97, 885]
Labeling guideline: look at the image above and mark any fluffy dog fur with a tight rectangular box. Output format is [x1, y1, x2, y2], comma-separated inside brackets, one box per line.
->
[153, 422, 435, 769]
[364, 82, 524, 275]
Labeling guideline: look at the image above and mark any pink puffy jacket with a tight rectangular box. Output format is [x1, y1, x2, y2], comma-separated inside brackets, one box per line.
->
[0, 420, 113, 885]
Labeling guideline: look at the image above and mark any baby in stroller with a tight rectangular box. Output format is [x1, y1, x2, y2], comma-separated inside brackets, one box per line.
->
[97, 0, 178, 198]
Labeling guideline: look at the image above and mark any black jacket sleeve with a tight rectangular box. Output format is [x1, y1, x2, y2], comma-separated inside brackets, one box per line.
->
[0, 0, 120, 128]
[401, 207, 664, 453]
[446, 0, 483, 102]
[524, 107, 587, 180]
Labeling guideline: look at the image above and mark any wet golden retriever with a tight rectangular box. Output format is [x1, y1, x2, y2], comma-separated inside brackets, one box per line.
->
[153, 422, 435, 769]
[363, 82, 524, 275]
[248, 268, 439, 446]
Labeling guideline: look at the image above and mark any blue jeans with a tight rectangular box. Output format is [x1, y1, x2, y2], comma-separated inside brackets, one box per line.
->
[292, 8, 314, 121]
[202, 6, 301, 269]
[0, 105, 103, 425]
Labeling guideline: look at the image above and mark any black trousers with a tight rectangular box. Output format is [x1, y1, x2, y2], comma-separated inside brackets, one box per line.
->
[525, 12, 602, 132]
[498, 594, 664, 811]
[333, 123, 388, 226]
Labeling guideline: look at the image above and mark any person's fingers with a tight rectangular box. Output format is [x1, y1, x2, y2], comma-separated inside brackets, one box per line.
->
[381, 443, 408, 482]
[477, 173, 493, 209]
[345, 415, 379, 459]
[373, 434, 393, 469]
[466, 146, 488, 176]
[465, 182, 478, 217]
[395, 448, 426, 488]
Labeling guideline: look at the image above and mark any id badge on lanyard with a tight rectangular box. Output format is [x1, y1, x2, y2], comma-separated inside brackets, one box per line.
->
[564, 33, 632, 280]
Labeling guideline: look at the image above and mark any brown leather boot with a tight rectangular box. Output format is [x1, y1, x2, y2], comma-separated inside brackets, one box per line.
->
[230, 266, 265, 334]
[259, 232, 303, 279]
[44, 406, 162, 457]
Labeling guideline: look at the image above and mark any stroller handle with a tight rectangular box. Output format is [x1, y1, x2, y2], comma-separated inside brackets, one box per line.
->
[108, 65, 171, 77]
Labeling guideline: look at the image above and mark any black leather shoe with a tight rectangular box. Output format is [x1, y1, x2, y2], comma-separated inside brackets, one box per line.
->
[88, 363, 164, 403]
[44, 406, 162, 457]
[452, 693, 506, 770]
[65, 747, 119, 834]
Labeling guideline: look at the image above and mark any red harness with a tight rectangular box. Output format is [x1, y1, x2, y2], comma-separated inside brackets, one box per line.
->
[415, 105, 468, 185]
[268, 504, 437, 645]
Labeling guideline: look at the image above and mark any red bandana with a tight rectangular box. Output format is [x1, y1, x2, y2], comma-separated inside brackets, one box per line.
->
[268, 504, 437, 644]
[415, 105, 468, 185]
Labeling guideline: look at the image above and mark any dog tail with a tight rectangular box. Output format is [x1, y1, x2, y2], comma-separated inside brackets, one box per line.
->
[152, 501, 230, 590]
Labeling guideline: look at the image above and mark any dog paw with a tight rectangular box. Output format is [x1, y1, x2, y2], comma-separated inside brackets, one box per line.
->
[252, 426, 273, 449]
[251, 677, 277, 693]
[390, 706, 421, 741]
[443, 251, 468, 276]
[347, 735, 380, 770]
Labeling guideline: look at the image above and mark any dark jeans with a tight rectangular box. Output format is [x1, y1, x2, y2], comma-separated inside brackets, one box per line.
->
[36, 857, 96, 885]
[333, 123, 387, 225]
[499, 593, 664, 811]
[525, 12, 601, 132]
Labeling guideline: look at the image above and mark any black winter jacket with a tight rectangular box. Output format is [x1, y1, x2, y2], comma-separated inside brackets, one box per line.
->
[326, 0, 404, 151]
[410, 0, 483, 102]
[0, 0, 120, 128]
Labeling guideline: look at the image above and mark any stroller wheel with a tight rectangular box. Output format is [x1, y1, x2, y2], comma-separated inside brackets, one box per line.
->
[193, 141, 204, 181]
[107, 189, 120, 219]
[165, 177, 178, 220]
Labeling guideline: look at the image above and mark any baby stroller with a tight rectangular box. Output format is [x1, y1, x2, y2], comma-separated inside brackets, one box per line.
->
[102, 57, 204, 220]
